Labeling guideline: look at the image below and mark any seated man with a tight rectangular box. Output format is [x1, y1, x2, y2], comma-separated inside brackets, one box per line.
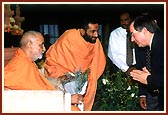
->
[4, 30, 82, 111]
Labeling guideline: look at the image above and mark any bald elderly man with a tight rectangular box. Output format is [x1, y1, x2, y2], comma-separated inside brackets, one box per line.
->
[4, 30, 82, 111]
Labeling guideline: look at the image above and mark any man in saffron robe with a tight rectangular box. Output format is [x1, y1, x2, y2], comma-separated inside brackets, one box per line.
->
[44, 19, 106, 111]
[4, 31, 82, 111]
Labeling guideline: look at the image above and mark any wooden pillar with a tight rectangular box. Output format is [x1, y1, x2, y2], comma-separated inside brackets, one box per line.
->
[102, 23, 110, 55]
[4, 4, 14, 31]
[14, 4, 25, 28]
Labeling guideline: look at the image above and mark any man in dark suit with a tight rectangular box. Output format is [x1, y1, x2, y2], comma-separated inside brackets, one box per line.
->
[129, 14, 164, 111]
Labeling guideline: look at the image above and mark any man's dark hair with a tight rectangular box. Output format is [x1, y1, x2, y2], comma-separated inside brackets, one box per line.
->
[133, 14, 160, 33]
[77, 17, 99, 30]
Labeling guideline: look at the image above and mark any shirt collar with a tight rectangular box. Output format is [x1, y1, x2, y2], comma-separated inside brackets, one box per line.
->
[149, 33, 154, 50]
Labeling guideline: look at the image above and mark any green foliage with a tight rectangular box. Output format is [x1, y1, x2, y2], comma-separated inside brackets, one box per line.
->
[92, 70, 141, 111]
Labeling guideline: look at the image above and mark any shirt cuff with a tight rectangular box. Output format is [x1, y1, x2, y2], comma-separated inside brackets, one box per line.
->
[139, 95, 146, 97]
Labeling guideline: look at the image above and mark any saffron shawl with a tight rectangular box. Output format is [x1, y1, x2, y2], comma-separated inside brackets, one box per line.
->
[4, 48, 56, 90]
[44, 29, 106, 110]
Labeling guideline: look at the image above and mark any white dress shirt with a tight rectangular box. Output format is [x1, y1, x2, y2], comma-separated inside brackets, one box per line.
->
[108, 27, 136, 72]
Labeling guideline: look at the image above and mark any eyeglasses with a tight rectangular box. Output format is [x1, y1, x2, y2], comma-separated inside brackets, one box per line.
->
[130, 31, 138, 37]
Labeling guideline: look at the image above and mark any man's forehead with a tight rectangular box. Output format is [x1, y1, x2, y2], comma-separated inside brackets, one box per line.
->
[88, 23, 98, 29]
[32, 37, 44, 43]
[120, 13, 130, 20]
[129, 22, 135, 31]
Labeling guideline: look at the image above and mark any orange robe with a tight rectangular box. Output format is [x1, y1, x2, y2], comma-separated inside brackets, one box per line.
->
[44, 29, 106, 111]
[4, 48, 80, 111]
[4, 48, 56, 90]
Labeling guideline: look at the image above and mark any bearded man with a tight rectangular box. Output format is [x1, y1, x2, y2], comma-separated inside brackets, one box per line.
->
[44, 19, 106, 111]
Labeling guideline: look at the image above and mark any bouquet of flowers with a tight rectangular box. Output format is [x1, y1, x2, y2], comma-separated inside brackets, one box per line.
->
[60, 68, 90, 111]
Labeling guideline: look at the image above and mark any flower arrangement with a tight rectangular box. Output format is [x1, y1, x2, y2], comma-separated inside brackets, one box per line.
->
[61, 69, 89, 94]
[4, 4, 24, 35]
[4, 17, 24, 35]
[47, 68, 89, 111]
[60, 68, 89, 111]
[92, 70, 141, 111]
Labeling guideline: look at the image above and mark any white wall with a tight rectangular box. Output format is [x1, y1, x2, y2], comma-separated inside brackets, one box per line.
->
[2, 90, 71, 113]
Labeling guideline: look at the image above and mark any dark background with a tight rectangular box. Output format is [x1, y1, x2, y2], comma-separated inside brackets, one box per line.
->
[10, 4, 164, 32]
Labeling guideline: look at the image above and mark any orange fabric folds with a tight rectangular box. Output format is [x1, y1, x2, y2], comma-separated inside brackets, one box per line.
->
[71, 105, 80, 111]
[44, 29, 106, 110]
[4, 48, 56, 90]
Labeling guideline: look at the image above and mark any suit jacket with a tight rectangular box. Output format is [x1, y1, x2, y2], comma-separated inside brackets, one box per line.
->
[135, 30, 164, 107]
[135, 45, 148, 96]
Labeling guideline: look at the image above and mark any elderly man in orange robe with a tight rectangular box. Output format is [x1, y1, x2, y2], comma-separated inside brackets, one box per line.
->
[4, 30, 82, 111]
[44, 19, 106, 111]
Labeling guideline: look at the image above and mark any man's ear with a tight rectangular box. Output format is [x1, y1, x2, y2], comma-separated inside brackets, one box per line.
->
[26, 41, 32, 50]
[142, 27, 148, 33]
[78, 29, 85, 36]
[27, 41, 31, 47]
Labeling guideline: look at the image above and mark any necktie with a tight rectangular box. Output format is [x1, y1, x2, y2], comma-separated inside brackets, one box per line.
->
[146, 47, 151, 72]
[126, 32, 133, 66]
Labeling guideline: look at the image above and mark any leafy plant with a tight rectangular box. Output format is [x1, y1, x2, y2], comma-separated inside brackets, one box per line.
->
[92, 70, 141, 111]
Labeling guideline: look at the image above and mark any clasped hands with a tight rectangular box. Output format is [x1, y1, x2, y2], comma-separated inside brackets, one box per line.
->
[130, 67, 151, 85]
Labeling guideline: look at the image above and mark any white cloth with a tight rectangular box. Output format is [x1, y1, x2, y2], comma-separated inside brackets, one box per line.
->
[64, 81, 88, 111]
[78, 81, 88, 111]
[107, 27, 136, 72]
